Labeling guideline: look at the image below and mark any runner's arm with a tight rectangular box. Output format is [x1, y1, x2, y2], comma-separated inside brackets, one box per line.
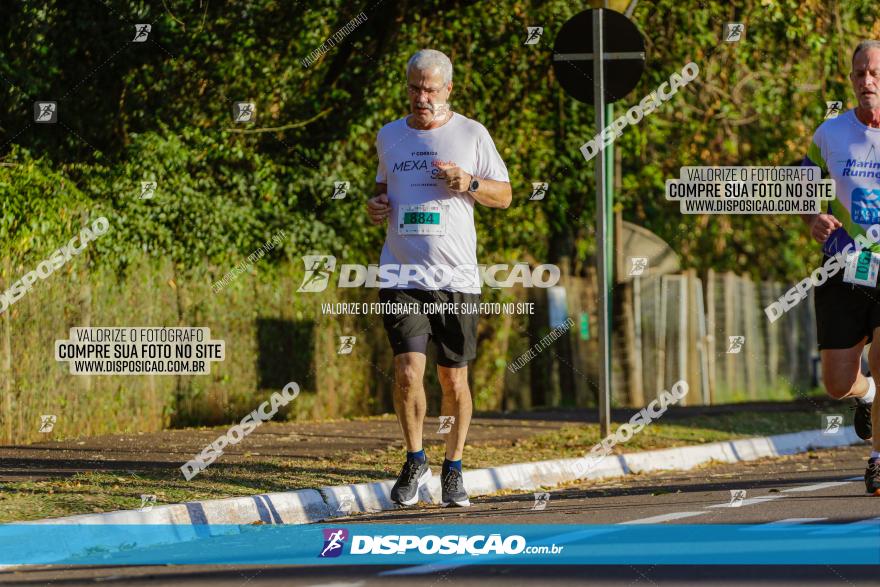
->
[366, 183, 390, 225]
[798, 155, 840, 242]
[469, 178, 512, 209]
[436, 164, 512, 208]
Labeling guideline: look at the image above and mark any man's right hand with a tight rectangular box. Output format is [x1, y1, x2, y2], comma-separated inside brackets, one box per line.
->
[808, 213, 843, 243]
[366, 193, 390, 225]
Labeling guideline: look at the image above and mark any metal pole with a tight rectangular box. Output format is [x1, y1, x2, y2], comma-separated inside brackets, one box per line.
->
[605, 101, 614, 360]
[593, 8, 611, 438]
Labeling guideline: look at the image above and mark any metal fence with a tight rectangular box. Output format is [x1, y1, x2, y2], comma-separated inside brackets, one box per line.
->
[617, 269, 817, 406]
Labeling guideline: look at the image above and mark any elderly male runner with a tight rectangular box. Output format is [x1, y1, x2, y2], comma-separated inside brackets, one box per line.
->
[366, 49, 511, 506]
[803, 40, 880, 495]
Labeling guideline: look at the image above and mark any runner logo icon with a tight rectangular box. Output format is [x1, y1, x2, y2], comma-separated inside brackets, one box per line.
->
[524, 27, 543, 45]
[319, 528, 349, 558]
[724, 23, 744, 42]
[298, 255, 337, 292]
[728, 489, 747, 507]
[233, 102, 257, 123]
[629, 257, 648, 276]
[532, 492, 550, 510]
[39, 415, 57, 433]
[823, 414, 844, 435]
[332, 181, 349, 200]
[140, 181, 157, 200]
[825, 100, 843, 119]
[133, 24, 151, 42]
[529, 182, 548, 200]
[727, 336, 745, 353]
[437, 415, 455, 434]
[34, 102, 57, 123]
[337, 336, 356, 355]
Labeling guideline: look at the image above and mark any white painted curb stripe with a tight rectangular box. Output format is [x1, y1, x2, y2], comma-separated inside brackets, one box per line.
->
[11, 427, 864, 527]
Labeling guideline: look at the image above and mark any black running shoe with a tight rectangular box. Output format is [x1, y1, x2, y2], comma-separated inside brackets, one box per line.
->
[390, 458, 431, 506]
[440, 468, 470, 507]
[865, 458, 880, 496]
[853, 400, 873, 440]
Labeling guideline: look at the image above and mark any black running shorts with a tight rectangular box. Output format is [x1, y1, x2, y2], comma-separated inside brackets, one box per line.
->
[814, 256, 880, 350]
[378, 288, 480, 368]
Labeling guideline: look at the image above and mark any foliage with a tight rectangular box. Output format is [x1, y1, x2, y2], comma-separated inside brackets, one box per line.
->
[2, 0, 880, 280]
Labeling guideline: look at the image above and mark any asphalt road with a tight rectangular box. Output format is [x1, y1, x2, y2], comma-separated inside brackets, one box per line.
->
[3, 444, 879, 586]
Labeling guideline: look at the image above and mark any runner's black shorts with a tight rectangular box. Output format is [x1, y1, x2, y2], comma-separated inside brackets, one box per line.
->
[378, 288, 480, 368]
[814, 255, 880, 349]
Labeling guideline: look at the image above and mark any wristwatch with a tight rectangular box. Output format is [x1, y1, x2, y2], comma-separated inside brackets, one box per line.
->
[468, 177, 480, 193]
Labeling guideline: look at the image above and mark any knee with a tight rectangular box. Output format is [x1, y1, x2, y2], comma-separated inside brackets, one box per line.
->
[823, 371, 858, 400]
[395, 364, 422, 392]
[439, 372, 470, 397]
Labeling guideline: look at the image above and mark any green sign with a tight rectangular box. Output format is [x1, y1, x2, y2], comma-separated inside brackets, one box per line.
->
[403, 212, 440, 225]
[856, 250, 872, 281]
[580, 312, 590, 340]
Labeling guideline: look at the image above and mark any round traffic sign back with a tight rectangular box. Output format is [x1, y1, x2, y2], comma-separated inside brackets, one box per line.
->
[553, 9, 646, 104]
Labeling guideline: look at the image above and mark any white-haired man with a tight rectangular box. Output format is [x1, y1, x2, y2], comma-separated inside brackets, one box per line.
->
[366, 49, 511, 507]
[802, 40, 880, 495]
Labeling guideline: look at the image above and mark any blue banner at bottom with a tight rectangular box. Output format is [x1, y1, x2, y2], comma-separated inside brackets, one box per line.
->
[1, 523, 878, 566]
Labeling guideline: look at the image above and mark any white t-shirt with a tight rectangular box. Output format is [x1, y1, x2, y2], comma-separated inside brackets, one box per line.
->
[807, 109, 880, 253]
[375, 112, 510, 292]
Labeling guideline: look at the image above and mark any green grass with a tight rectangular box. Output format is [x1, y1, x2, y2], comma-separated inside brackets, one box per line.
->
[0, 408, 841, 522]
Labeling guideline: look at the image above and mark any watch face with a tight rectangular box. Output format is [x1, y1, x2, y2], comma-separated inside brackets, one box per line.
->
[469, 179, 479, 191]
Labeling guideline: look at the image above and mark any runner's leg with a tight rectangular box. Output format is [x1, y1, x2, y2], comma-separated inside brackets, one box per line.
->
[393, 352, 427, 452]
[437, 364, 472, 461]
[866, 331, 880, 449]
[820, 339, 868, 399]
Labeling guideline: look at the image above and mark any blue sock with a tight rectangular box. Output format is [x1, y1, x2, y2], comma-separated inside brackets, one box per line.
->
[407, 449, 426, 464]
[443, 458, 462, 473]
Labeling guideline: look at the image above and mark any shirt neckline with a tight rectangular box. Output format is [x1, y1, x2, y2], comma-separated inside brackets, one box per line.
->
[848, 108, 880, 133]
[405, 111, 457, 133]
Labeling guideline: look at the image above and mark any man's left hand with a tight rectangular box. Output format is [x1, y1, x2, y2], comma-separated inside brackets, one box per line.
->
[436, 164, 472, 193]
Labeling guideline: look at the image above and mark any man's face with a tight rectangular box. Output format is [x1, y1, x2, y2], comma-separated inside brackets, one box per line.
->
[851, 47, 880, 110]
[407, 67, 452, 126]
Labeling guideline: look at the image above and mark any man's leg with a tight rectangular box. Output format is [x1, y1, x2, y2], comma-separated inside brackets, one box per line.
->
[814, 276, 875, 439]
[864, 330, 880, 495]
[437, 364, 472, 461]
[820, 339, 868, 400]
[437, 363, 472, 507]
[393, 352, 427, 453]
[822, 337, 875, 443]
[866, 333, 880, 453]
[388, 350, 432, 506]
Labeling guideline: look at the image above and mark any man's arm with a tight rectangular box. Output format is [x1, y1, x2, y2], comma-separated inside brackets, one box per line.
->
[436, 165, 512, 208]
[798, 154, 841, 243]
[366, 183, 390, 225]
[469, 178, 512, 209]
[802, 212, 842, 244]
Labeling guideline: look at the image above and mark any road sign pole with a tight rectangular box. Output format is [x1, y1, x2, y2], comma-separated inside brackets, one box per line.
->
[605, 101, 614, 323]
[553, 6, 644, 437]
[593, 9, 611, 438]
